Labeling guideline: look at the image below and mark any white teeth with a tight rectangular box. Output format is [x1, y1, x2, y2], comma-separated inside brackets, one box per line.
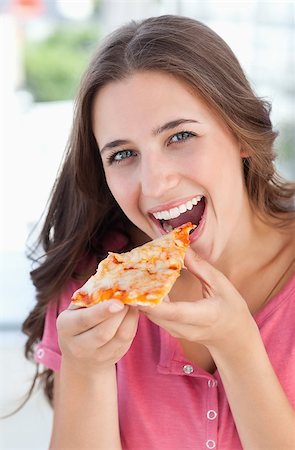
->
[152, 196, 203, 221]
[186, 200, 193, 210]
[169, 207, 181, 219]
[162, 211, 170, 220]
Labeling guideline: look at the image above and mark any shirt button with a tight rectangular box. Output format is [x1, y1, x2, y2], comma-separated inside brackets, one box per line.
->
[206, 440, 216, 449]
[183, 364, 194, 375]
[36, 348, 45, 359]
[208, 379, 218, 388]
[207, 410, 217, 420]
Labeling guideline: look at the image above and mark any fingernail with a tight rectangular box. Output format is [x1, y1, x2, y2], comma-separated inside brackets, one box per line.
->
[109, 301, 124, 313]
[68, 302, 79, 310]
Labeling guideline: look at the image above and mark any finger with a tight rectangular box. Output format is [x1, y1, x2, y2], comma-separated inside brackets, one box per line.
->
[58, 300, 125, 335]
[184, 248, 227, 296]
[93, 308, 140, 361]
[140, 298, 218, 327]
[145, 316, 196, 340]
[114, 306, 139, 343]
[73, 307, 130, 352]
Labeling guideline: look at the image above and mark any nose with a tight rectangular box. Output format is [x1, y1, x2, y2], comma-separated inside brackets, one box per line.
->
[140, 150, 180, 198]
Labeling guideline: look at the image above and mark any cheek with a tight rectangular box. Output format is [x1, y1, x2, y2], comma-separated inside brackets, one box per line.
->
[105, 170, 138, 213]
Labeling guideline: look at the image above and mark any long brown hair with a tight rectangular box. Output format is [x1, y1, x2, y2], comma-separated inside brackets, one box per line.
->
[22, 15, 295, 406]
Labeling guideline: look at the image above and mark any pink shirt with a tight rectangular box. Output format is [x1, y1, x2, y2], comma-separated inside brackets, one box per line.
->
[35, 270, 295, 450]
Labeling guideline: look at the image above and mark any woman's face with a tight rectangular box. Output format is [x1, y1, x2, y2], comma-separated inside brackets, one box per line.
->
[92, 71, 250, 262]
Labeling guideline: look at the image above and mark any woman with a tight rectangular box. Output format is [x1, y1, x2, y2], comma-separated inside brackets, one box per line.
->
[24, 15, 295, 449]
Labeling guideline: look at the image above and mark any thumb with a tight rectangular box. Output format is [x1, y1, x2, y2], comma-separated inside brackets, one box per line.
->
[184, 248, 227, 297]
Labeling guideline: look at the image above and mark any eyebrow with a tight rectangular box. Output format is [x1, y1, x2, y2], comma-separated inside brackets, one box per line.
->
[99, 118, 200, 154]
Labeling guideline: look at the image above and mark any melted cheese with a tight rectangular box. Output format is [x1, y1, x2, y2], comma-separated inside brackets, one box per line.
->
[71, 222, 195, 307]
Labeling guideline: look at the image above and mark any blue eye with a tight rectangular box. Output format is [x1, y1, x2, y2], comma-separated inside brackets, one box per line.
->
[107, 149, 135, 165]
[169, 131, 195, 144]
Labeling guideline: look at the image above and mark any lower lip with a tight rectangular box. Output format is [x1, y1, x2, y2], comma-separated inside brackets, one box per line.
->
[189, 200, 207, 243]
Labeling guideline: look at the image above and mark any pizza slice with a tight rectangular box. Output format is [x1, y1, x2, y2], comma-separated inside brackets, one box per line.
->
[71, 222, 195, 307]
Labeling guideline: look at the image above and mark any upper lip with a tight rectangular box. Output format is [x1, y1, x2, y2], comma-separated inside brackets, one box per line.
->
[147, 194, 203, 215]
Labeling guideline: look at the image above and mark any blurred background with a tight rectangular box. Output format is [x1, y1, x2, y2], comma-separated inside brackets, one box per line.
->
[0, 0, 294, 448]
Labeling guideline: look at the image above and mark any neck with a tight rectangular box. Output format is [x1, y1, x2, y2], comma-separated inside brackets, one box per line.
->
[213, 212, 295, 312]
[216, 213, 275, 279]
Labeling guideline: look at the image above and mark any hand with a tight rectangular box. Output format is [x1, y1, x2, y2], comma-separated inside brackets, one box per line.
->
[56, 300, 139, 376]
[139, 248, 256, 352]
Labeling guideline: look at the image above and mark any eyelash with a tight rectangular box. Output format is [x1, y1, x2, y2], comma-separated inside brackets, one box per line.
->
[106, 130, 196, 165]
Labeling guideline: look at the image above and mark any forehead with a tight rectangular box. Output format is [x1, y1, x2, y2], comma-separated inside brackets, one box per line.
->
[92, 71, 213, 139]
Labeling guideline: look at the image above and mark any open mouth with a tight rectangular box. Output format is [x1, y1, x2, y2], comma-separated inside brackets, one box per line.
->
[150, 196, 206, 234]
